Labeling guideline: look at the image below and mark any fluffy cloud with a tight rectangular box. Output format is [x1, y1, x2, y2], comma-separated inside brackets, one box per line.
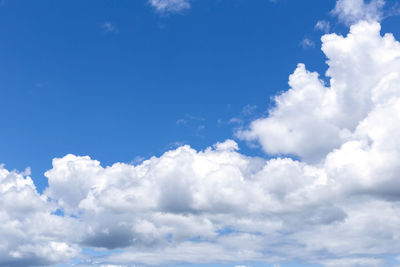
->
[239, 21, 400, 163]
[148, 0, 190, 14]
[3, 5, 400, 267]
[0, 167, 79, 266]
[332, 0, 385, 25]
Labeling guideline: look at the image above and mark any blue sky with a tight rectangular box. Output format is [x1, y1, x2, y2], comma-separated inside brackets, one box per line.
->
[2, 0, 400, 266]
[0, 0, 339, 192]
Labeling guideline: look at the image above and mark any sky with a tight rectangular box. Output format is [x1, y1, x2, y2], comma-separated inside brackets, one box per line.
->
[1, 0, 400, 266]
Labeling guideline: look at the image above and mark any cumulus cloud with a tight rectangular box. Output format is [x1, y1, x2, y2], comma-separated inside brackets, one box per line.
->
[149, 0, 190, 14]
[0, 167, 79, 266]
[3, 3, 400, 267]
[239, 21, 400, 163]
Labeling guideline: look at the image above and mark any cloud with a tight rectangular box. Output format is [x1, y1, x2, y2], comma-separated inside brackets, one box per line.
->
[0, 167, 79, 266]
[3, 3, 400, 267]
[149, 0, 190, 14]
[102, 22, 118, 33]
[300, 38, 315, 49]
[332, 0, 385, 25]
[239, 21, 400, 163]
[316, 257, 385, 267]
[315, 20, 331, 33]
[176, 114, 204, 126]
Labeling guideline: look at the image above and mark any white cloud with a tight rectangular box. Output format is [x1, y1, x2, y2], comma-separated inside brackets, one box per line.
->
[315, 20, 331, 33]
[300, 38, 315, 49]
[3, 3, 400, 267]
[149, 0, 190, 14]
[332, 0, 385, 25]
[0, 167, 80, 266]
[239, 21, 400, 163]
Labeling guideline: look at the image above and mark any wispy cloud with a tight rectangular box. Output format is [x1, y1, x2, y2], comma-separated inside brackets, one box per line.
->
[332, 0, 385, 25]
[149, 0, 191, 14]
[315, 20, 331, 33]
[101, 22, 118, 33]
[176, 114, 204, 126]
[300, 38, 315, 49]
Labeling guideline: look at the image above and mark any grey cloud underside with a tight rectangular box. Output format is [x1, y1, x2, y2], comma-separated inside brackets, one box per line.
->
[2, 4, 400, 267]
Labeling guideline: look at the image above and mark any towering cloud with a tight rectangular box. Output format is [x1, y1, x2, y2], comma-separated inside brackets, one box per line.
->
[239, 21, 400, 163]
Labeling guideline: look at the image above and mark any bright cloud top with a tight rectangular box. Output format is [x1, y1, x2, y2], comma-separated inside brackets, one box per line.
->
[239, 21, 400, 163]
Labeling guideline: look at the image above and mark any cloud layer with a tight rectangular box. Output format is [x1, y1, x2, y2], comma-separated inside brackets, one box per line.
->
[3, 4, 400, 267]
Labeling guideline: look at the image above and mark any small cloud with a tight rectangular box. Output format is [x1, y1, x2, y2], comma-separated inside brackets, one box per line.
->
[228, 117, 243, 125]
[228, 104, 259, 127]
[164, 141, 186, 150]
[22, 167, 31, 176]
[131, 156, 146, 165]
[35, 81, 48, 88]
[315, 20, 331, 33]
[176, 114, 205, 137]
[332, 0, 385, 26]
[176, 114, 204, 126]
[149, 0, 190, 14]
[386, 2, 400, 17]
[300, 38, 315, 49]
[176, 118, 188, 125]
[102, 22, 118, 33]
[242, 104, 257, 116]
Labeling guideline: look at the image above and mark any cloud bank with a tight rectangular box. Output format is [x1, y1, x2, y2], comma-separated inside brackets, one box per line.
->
[3, 2, 400, 267]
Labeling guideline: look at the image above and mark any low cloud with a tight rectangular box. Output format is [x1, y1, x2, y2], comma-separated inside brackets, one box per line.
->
[3, 2, 400, 267]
